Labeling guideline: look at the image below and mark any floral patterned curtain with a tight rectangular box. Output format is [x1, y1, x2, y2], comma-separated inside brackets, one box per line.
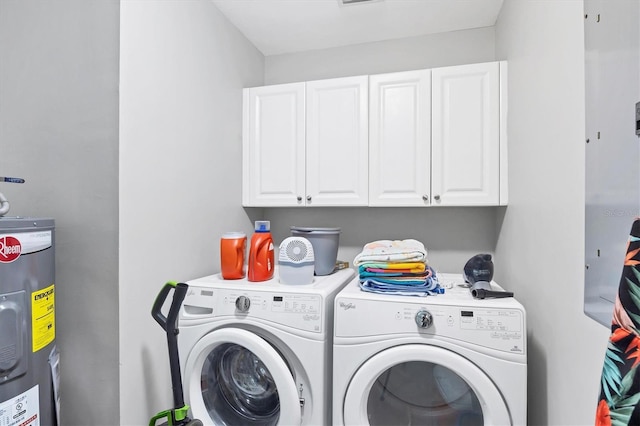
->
[597, 219, 640, 425]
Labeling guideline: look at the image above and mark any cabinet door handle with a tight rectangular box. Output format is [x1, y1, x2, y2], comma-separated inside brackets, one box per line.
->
[297, 196, 302, 202]
[434, 195, 441, 201]
[422, 195, 429, 202]
[306, 195, 312, 202]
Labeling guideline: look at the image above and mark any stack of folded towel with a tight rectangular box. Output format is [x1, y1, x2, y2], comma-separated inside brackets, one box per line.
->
[353, 239, 443, 296]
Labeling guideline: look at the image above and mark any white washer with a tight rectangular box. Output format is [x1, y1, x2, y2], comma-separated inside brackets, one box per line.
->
[178, 268, 355, 425]
[333, 273, 527, 426]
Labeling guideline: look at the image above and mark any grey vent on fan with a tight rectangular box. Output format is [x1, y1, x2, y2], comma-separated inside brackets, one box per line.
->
[285, 239, 309, 262]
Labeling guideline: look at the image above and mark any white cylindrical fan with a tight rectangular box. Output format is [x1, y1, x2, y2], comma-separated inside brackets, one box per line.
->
[278, 237, 315, 285]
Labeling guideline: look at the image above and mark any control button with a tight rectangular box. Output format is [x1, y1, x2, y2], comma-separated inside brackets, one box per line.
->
[235, 295, 251, 313]
[415, 310, 433, 329]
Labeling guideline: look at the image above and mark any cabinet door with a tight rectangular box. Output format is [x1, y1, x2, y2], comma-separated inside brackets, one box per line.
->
[431, 62, 500, 206]
[243, 83, 305, 207]
[306, 76, 369, 206]
[369, 70, 431, 206]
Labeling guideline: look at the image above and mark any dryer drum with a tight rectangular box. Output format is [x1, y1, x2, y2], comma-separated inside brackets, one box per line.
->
[366, 361, 483, 425]
[201, 343, 281, 425]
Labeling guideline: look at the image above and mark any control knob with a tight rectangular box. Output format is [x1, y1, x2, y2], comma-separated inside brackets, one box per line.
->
[415, 310, 433, 329]
[235, 295, 251, 313]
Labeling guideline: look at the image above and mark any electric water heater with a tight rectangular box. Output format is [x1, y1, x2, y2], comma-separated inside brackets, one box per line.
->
[0, 217, 58, 425]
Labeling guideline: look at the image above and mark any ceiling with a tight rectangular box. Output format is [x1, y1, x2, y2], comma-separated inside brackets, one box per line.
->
[212, 0, 505, 56]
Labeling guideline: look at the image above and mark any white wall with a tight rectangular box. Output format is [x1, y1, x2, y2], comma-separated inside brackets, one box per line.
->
[494, 1, 610, 424]
[0, 1, 120, 424]
[119, 2, 263, 424]
[263, 27, 500, 273]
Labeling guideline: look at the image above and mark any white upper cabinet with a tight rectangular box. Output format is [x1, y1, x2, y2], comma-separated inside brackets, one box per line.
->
[243, 77, 368, 207]
[369, 70, 431, 206]
[243, 82, 305, 207]
[431, 61, 505, 206]
[306, 76, 369, 206]
[243, 61, 507, 207]
[369, 61, 507, 207]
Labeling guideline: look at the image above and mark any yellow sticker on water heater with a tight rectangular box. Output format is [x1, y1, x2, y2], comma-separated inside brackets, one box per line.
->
[32, 284, 55, 352]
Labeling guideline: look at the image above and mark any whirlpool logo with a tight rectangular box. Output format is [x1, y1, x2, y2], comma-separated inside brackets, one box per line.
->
[339, 301, 356, 310]
[0, 236, 21, 263]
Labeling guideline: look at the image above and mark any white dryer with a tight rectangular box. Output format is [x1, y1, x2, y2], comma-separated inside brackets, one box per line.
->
[333, 273, 527, 426]
[178, 268, 355, 425]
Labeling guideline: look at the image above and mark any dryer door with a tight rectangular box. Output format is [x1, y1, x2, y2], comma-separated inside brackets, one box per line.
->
[344, 344, 511, 425]
[184, 328, 301, 426]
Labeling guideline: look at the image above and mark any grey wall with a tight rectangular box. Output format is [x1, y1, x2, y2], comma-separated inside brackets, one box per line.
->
[584, 0, 640, 326]
[495, 1, 610, 424]
[0, 1, 120, 424]
[263, 27, 499, 273]
[2, 1, 263, 424]
[265, 27, 496, 84]
[119, 1, 264, 424]
[267, 207, 499, 274]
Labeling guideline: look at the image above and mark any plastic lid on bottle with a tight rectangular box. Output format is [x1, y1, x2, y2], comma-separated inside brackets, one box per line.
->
[255, 220, 270, 232]
[222, 231, 246, 239]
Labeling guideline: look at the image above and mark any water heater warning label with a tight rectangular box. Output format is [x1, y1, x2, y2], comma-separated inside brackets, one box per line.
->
[32, 284, 55, 352]
[0, 384, 39, 426]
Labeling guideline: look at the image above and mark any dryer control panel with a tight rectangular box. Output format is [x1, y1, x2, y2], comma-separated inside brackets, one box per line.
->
[459, 309, 521, 332]
[335, 296, 526, 356]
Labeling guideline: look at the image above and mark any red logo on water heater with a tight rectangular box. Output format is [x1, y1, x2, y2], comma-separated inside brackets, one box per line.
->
[0, 236, 22, 263]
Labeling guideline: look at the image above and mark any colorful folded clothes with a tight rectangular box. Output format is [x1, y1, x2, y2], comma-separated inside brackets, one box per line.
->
[359, 266, 443, 296]
[359, 270, 429, 278]
[353, 239, 443, 296]
[353, 239, 427, 265]
[359, 262, 426, 272]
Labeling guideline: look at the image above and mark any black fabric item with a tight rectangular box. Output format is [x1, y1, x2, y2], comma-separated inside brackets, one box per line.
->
[597, 219, 640, 425]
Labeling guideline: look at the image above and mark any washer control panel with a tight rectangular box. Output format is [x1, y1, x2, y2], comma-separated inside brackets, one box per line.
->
[183, 287, 324, 333]
[270, 294, 320, 314]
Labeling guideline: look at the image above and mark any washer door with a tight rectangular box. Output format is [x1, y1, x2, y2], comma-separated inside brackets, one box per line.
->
[344, 345, 511, 425]
[184, 328, 301, 426]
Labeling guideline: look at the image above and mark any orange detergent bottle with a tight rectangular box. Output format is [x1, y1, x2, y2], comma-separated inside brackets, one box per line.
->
[248, 220, 274, 282]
